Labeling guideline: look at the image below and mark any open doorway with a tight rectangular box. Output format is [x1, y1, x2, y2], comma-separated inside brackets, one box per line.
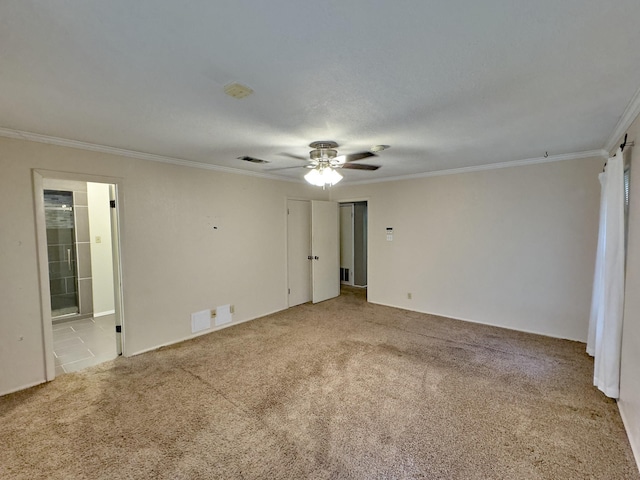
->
[34, 171, 124, 380]
[339, 201, 368, 288]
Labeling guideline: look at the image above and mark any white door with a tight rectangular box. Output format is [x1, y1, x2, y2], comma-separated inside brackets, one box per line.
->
[287, 200, 312, 306]
[340, 204, 354, 285]
[311, 200, 340, 303]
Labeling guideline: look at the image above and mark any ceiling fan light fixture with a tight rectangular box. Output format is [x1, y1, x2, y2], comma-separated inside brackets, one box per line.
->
[304, 168, 323, 186]
[304, 166, 342, 187]
[324, 167, 343, 185]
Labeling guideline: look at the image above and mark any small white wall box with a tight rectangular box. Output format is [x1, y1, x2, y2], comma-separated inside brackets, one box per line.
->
[215, 304, 233, 327]
[191, 310, 211, 333]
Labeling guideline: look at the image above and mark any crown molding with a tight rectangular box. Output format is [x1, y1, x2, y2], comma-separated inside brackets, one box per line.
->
[604, 84, 640, 154]
[337, 149, 608, 187]
[0, 127, 300, 183]
[0, 127, 609, 188]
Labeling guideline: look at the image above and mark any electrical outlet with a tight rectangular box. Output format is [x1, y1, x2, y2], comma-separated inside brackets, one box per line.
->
[407, 292, 412, 300]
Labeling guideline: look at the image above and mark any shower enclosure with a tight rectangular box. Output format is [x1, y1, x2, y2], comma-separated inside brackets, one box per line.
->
[44, 188, 93, 320]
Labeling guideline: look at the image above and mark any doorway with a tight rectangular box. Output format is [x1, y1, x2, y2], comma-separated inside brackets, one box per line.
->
[339, 204, 354, 286]
[34, 171, 125, 380]
[340, 201, 368, 288]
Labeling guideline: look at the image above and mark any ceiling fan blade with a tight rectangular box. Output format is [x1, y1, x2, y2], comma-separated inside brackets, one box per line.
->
[279, 152, 309, 161]
[336, 151, 377, 163]
[341, 163, 380, 171]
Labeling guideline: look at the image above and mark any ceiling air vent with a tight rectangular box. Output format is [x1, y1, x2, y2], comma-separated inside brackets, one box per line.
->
[237, 156, 269, 164]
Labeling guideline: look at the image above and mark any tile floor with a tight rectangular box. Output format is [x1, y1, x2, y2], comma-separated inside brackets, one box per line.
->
[52, 315, 118, 375]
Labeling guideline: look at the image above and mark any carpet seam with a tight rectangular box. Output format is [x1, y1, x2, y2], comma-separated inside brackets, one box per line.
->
[177, 365, 319, 465]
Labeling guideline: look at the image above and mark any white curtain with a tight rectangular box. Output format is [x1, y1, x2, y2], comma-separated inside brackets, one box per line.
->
[587, 149, 625, 399]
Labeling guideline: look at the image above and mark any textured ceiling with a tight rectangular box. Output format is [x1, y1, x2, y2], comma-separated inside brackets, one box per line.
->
[1, 1, 640, 183]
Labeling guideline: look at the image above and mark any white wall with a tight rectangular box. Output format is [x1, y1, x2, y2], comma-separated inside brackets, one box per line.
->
[331, 157, 602, 341]
[87, 182, 115, 316]
[0, 136, 326, 395]
[618, 112, 640, 467]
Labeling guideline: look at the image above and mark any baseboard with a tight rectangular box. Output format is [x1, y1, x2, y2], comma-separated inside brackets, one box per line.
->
[94, 310, 115, 318]
[3, 308, 288, 394]
[618, 402, 640, 472]
[127, 307, 287, 357]
[0, 379, 46, 397]
[368, 301, 585, 343]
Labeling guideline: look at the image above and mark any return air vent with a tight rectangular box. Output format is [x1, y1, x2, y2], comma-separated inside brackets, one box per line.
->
[191, 310, 211, 333]
[340, 267, 350, 282]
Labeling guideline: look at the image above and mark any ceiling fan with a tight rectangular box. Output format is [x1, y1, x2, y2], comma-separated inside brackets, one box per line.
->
[278, 141, 381, 171]
[238, 141, 383, 187]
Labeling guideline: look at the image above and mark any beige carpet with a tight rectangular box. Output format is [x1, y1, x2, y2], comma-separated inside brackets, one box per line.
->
[1, 287, 638, 479]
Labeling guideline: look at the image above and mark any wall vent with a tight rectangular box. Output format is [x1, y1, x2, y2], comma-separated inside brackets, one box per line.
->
[340, 268, 349, 282]
[191, 310, 211, 333]
[215, 304, 233, 327]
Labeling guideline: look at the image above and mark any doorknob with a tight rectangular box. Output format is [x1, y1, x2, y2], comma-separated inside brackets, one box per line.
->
[307, 256, 313, 260]
[314, 256, 319, 260]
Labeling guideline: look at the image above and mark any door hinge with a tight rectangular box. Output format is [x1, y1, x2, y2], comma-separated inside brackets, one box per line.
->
[115, 325, 121, 333]
[110, 200, 116, 209]
[287, 208, 290, 215]
[288, 288, 290, 294]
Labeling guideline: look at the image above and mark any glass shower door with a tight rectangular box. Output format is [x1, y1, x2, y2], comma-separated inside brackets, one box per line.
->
[44, 190, 79, 317]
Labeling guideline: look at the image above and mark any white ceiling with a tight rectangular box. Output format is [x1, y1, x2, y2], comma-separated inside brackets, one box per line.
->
[2, 1, 640, 184]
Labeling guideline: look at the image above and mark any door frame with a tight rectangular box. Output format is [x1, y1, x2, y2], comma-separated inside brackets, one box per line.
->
[33, 169, 126, 381]
[335, 197, 369, 291]
[285, 196, 341, 305]
[339, 203, 355, 286]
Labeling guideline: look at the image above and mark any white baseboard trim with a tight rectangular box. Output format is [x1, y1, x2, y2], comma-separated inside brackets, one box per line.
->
[3, 308, 288, 394]
[368, 301, 584, 342]
[618, 402, 640, 473]
[93, 310, 115, 318]
[127, 307, 286, 357]
[1, 379, 46, 397]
